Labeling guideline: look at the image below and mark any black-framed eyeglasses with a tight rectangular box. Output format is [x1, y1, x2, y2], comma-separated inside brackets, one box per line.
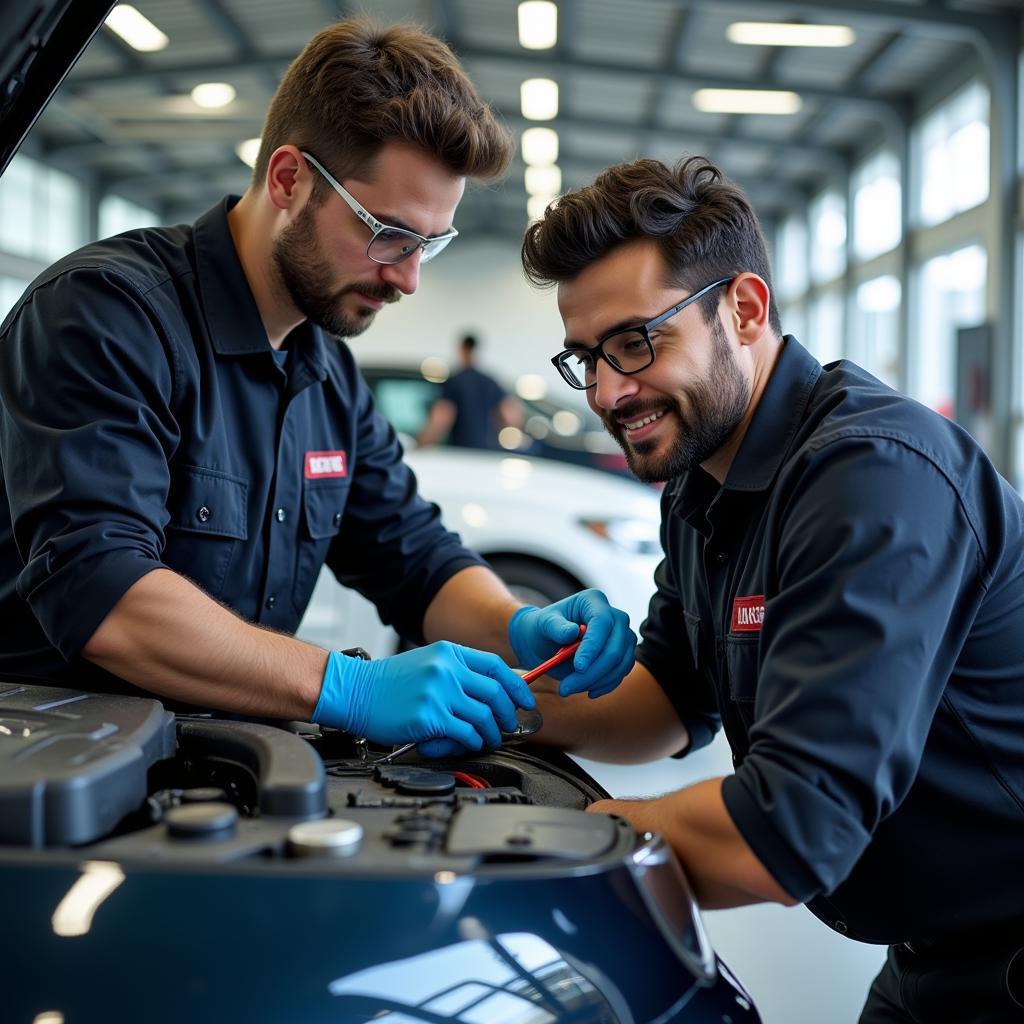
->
[551, 277, 733, 390]
[301, 150, 458, 265]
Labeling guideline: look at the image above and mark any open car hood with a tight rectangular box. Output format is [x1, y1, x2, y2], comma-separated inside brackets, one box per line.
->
[0, 0, 115, 177]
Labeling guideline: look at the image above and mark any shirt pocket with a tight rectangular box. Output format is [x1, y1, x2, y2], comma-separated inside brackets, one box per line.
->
[165, 465, 248, 600]
[292, 481, 348, 614]
[724, 635, 760, 727]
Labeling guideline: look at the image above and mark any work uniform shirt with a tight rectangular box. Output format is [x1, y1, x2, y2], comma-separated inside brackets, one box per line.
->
[0, 197, 485, 693]
[636, 336, 1024, 945]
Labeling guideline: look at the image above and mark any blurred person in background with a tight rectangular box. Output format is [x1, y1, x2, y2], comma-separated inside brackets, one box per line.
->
[418, 332, 523, 450]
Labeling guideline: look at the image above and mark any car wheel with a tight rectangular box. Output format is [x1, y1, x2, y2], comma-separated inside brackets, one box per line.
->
[485, 556, 582, 607]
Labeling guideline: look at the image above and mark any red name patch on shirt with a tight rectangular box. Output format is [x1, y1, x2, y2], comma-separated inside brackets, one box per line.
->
[304, 450, 347, 479]
[731, 595, 765, 633]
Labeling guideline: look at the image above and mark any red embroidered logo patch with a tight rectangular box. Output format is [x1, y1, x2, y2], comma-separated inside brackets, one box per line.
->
[304, 450, 347, 479]
[731, 595, 765, 633]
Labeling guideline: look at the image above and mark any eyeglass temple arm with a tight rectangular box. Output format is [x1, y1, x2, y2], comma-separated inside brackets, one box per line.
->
[300, 150, 386, 233]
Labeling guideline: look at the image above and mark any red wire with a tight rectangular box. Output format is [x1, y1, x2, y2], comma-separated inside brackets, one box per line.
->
[450, 770, 488, 789]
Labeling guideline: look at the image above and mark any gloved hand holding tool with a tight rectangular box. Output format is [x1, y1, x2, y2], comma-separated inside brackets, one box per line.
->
[311, 641, 535, 753]
[508, 588, 637, 699]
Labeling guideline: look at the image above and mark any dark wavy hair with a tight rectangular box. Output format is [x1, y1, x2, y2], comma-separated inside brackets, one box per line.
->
[254, 18, 512, 200]
[521, 156, 781, 333]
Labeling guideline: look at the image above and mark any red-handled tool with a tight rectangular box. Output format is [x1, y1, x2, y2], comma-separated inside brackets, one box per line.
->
[522, 625, 587, 684]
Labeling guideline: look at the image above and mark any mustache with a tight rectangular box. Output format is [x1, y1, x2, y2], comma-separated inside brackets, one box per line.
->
[339, 282, 401, 305]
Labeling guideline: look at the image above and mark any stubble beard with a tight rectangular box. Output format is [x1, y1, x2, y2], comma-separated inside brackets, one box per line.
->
[271, 202, 399, 339]
[605, 318, 750, 483]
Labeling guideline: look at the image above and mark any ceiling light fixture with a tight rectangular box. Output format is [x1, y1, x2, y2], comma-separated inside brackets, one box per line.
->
[104, 4, 169, 52]
[521, 78, 559, 121]
[693, 88, 802, 115]
[527, 193, 555, 221]
[726, 22, 856, 48]
[191, 82, 236, 109]
[521, 127, 559, 165]
[518, 1, 558, 49]
[525, 164, 561, 196]
[235, 138, 261, 168]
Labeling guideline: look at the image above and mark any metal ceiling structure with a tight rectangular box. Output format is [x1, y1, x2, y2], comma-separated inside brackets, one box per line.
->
[22, 0, 1021, 239]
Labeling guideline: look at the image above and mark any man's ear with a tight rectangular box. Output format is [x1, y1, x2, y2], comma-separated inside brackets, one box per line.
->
[729, 273, 772, 346]
[265, 146, 308, 212]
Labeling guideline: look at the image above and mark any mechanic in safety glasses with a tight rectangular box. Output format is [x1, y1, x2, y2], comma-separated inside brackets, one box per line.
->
[0, 19, 636, 762]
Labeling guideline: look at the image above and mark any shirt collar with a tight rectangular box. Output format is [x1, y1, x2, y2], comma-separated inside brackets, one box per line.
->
[193, 196, 327, 379]
[670, 336, 821, 527]
[725, 335, 821, 492]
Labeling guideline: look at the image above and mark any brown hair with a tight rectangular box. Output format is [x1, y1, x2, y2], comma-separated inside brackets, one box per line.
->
[521, 156, 781, 333]
[254, 18, 512, 199]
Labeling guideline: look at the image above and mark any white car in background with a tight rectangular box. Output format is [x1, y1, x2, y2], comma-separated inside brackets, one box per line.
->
[298, 444, 663, 657]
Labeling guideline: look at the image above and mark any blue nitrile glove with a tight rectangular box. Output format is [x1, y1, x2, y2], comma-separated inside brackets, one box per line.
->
[311, 642, 536, 754]
[508, 588, 636, 699]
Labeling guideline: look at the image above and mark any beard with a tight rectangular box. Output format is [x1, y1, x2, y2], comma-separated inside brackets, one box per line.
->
[604, 317, 750, 483]
[271, 202, 399, 338]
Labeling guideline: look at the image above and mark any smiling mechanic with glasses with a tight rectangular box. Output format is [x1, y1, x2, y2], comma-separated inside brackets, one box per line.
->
[523, 156, 1024, 1023]
[0, 19, 636, 759]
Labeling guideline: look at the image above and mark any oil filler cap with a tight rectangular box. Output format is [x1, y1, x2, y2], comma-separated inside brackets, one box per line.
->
[288, 818, 364, 857]
[166, 802, 238, 840]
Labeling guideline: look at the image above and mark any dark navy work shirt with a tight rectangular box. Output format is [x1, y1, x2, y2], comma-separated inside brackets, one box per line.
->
[636, 336, 1024, 945]
[441, 366, 505, 449]
[0, 197, 484, 692]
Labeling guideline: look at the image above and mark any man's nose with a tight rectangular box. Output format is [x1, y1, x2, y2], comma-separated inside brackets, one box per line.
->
[379, 250, 422, 295]
[591, 357, 639, 410]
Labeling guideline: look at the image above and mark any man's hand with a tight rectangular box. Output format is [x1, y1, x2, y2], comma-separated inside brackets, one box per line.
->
[508, 589, 636, 698]
[312, 642, 535, 752]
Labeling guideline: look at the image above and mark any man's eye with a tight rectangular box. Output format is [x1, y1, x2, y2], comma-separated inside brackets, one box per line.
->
[377, 228, 404, 242]
[568, 351, 593, 368]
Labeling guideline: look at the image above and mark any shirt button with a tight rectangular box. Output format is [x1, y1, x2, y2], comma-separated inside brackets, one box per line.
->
[196, 506, 211, 523]
[332, 512, 342, 526]
[714, 550, 728, 564]
[265, 595, 276, 610]
[834, 920, 848, 935]
[275, 508, 286, 523]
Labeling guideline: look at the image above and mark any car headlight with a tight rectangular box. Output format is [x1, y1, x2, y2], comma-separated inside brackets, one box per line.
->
[579, 517, 661, 555]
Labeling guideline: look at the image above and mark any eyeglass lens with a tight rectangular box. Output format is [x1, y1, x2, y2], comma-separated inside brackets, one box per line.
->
[561, 330, 652, 387]
[368, 228, 453, 265]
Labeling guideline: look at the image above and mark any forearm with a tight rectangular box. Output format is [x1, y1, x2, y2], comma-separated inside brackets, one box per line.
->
[532, 662, 690, 763]
[421, 565, 522, 661]
[589, 778, 797, 909]
[81, 568, 327, 719]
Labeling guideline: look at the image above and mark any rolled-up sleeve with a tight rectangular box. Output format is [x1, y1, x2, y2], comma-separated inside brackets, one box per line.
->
[0, 268, 180, 659]
[722, 435, 986, 900]
[324, 374, 485, 644]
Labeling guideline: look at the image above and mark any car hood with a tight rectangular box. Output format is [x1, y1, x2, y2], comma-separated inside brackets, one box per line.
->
[0, 0, 114, 177]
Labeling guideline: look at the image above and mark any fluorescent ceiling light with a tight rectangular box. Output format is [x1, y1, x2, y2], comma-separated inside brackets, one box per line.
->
[727, 22, 856, 48]
[521, 78, 559, 121]
[693, 88, 802, 115]
[235, 137, 261, 168]
[191, 82, 236, 109]
[525, 164, 561, 196]
[105, 4, 169, 52]
[521, 127, 559, 165]
[518, 1, 558, 49]
[527, 194, 555, 221]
